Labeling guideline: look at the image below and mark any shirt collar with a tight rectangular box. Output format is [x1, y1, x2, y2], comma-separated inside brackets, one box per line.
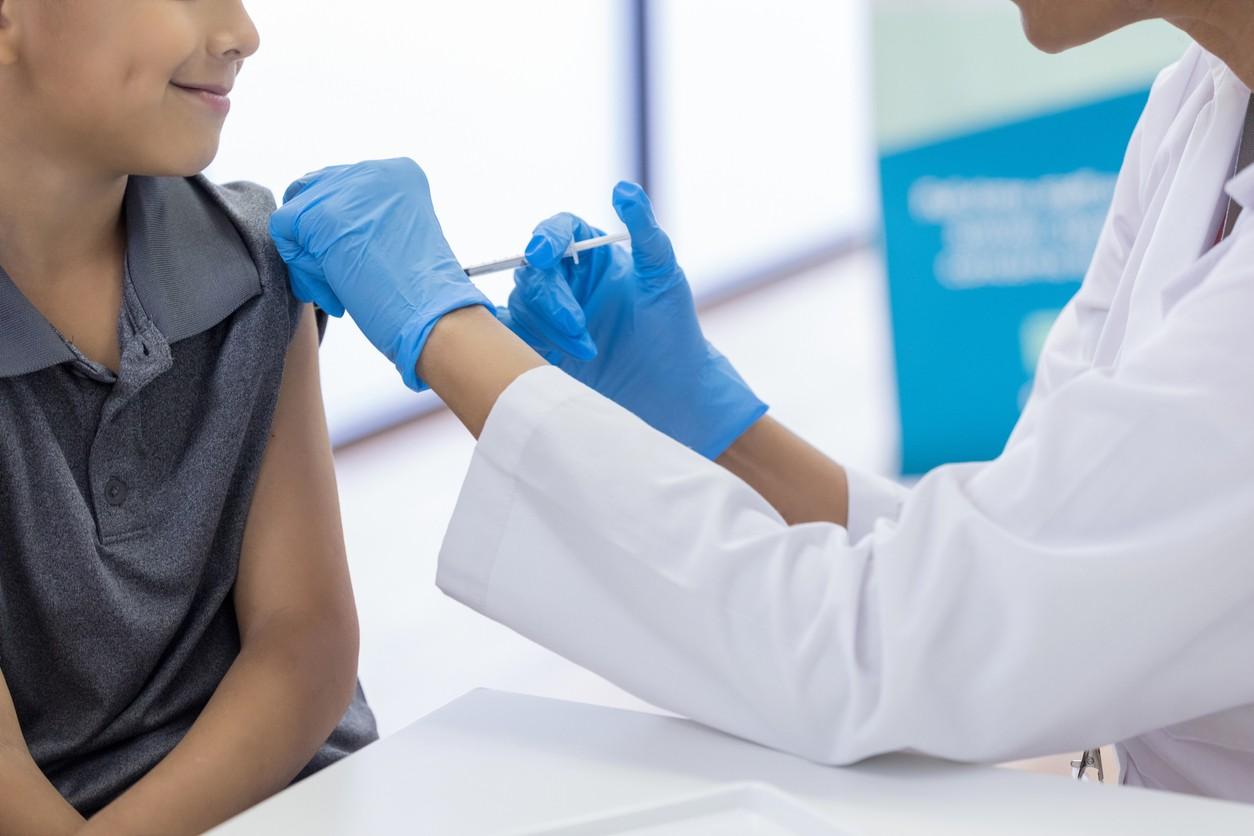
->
[1227, 160, 1254, 215]
[0, 176, 262, 378]
[1212, 49, 1254, 212]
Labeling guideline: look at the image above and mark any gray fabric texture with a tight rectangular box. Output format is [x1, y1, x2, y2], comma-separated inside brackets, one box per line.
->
[0, 175, 377, 816]
[0, 271, 76, 377]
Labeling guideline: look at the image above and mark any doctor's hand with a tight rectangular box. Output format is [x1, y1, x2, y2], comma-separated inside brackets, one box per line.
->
[501, 182, 767, 459]
[269, 158, 492, 392]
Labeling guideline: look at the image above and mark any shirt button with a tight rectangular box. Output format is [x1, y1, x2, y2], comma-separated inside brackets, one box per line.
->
[104, 477, 129, 507]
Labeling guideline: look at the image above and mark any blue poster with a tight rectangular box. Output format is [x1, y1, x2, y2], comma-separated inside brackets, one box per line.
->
[873, 1, 1188, 474]
[882, 92, 1148, 472]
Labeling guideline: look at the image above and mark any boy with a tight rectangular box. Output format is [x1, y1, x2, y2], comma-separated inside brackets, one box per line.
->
[0, 1, 377, 833]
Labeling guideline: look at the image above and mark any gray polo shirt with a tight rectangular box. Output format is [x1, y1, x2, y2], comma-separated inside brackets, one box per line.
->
[0, 176, 377, 816]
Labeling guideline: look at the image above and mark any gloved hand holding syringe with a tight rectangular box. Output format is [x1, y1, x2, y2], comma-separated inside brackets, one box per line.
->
[271, 158, 754, 440]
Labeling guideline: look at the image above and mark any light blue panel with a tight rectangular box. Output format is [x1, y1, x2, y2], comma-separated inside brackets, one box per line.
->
[881, 90, 1149, 473]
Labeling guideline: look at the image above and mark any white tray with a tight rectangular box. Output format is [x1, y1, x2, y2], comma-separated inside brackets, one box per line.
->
[512, 783, 850, 836]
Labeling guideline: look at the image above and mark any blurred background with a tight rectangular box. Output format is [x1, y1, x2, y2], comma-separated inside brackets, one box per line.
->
[209, 0, 875, 444]
[206, 0, 1187, 768]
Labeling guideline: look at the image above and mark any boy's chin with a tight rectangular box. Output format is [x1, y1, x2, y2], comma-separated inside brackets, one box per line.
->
[129, 138, 222, 178]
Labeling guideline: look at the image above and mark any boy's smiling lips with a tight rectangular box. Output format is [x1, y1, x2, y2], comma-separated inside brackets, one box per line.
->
[170, 80, 233, 116]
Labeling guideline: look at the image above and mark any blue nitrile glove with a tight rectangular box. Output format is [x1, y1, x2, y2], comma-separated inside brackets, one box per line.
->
[500, 181, 767, 460]
[268, 158, 492, 391]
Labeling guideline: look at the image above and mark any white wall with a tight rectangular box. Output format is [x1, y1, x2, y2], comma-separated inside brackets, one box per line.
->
[648, 0, 876, 289]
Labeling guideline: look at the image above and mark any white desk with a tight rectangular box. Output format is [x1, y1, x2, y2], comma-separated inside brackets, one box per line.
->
[214, 690, 1254, 835]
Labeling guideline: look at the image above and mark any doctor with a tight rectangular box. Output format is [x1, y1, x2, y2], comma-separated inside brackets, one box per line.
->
[270, 0, 1254, 802]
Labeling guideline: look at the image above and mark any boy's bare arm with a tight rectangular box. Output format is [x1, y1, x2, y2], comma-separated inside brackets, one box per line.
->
[0, 669, 84, 835]
[82, 306, 361, 836]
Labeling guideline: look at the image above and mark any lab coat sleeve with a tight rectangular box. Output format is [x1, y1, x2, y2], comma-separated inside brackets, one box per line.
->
[437, 237, 1254, 765]
[843, 467, 908, 544]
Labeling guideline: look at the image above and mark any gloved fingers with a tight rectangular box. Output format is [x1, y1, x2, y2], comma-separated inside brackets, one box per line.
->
[524, 213, 607, 272]
[612, 181, 678, 285]
[514, 262, 588, 336]
[269, 176, 329, 255]
[268, 223, 348, 317]
[509, 264, 598, 361]
[270, 166, 364, 268]
[289, 264, 347, 318]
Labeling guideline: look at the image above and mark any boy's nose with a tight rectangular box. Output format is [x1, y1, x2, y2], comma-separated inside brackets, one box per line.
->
[209, 0, 262, 63]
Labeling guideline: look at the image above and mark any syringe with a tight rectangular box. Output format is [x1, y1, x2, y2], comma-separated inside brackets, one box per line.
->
[463, 232, 630, 278]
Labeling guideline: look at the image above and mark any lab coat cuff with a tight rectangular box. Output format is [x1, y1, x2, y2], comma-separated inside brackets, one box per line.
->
[437, 366, 585, 612]
[844, 467, 909, 543]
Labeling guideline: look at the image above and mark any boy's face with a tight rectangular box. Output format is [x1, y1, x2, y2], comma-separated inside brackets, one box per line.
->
[0, 0, 259, 177]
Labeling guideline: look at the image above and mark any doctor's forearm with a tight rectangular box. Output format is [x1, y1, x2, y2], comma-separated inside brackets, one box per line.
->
[418, 306, 547, 437]
[716, 417, 850, 527]
[420, 308, 851, 527]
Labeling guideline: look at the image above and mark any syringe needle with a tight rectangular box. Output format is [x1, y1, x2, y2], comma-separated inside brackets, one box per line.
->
[463, 232, 630, 278]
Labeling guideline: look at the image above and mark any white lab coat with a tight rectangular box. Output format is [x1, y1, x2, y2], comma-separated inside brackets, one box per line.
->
[438, 45, 1254, 801]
